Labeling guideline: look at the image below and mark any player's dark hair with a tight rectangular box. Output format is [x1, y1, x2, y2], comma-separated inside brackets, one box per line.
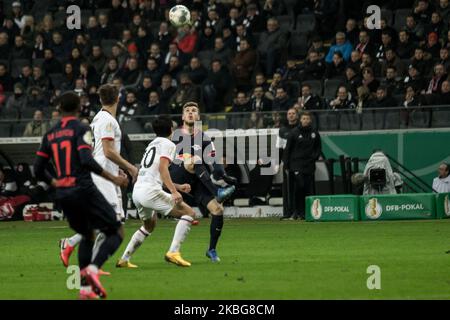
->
[59, 91, 81, 113]
[99, 84, 119, 106]
[183, 101, 200, 112]
[152, 116, 173, 137]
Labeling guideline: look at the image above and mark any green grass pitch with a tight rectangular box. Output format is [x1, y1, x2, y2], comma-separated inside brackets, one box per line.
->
[1, 218, 450, 300]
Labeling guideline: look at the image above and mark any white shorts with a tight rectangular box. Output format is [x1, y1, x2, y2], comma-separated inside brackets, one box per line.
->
[92, 174, 125, 222]
[132, 185, 174, 220]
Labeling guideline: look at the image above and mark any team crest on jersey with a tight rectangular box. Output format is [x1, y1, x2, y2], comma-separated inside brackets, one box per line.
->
[83, 130, 93, 146]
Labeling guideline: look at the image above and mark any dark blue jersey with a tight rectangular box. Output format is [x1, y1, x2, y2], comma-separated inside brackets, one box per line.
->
[34, 116, 103, 191]
[171, 127, 216, 165]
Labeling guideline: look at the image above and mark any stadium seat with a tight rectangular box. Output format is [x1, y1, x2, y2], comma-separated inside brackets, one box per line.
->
[289, 32, 308, 58]
[287, 81, 300, 97]
[95, 8, 111, 17]
[361, 111, 375, 130]
[21, 108, 36, 120]
[0, 59, 10, 69]
[197, 50, 214, 69]
[53, 10, 67, 27]
[0, 105, 19, 120]
[148, 21, 162, 34]
[409, 110, 431, 128]
[296, 14, 316, 33]
[49, 73, 64, 90]
[122, 120, 143, 134]
[11, 59, 31, 78]
[11, 122, 27, 137]
[317, 112, 339, 131]
[101, 39, 119, 56]
[33, 59, 45, 68]
[277, 15, 294, 31]
[381, 9, 394, 25]
[81, 9, 93, 26]
[252, 32, 261, 44]
[207, 114, 228, 131]
[302, 80, 322, 96]
[431, 109, 450, 128]
[339, 111, 361, 131]
[31, 0, 51, 22]
[0, 122, 11, 137]
[373, 110, 385, 129]
[323, 79, 343, 100]
[394, 9, 412, 31]
[383, 110, 400, 129]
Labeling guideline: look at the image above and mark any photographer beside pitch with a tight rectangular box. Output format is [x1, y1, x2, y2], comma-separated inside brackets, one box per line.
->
[283, 112, 322, 220]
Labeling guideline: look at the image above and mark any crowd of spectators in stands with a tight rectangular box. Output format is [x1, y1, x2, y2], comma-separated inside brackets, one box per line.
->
[0, 0, 449, 135]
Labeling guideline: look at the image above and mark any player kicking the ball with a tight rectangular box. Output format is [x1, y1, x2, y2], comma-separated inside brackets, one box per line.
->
[169, 102, 235, 263]
[59, 84, 138, 269]
[116, 116, 195, 268]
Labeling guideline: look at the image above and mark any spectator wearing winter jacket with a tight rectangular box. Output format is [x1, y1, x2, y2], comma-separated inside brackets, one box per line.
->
[325, 32, 353, 63]
[23, 110, 48, 137]
[257, 18, 289, 76]
[186, 57, 208, 85]
[231, 38, 257, 91]
[329, 86, 356, 110]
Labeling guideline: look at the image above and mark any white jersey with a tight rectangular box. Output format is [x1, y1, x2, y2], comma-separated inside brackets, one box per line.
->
[135, 137, 176, 190]
[90, 109, 122, 175]
[89, 109, 124, 219]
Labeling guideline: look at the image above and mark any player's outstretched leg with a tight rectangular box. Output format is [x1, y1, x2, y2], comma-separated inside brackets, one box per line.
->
[117, 215, 157, 268]
[165, 202, 195, 267]
[59, 233, 82, 267]
[206, 200, 224, 263]
[188, 160, 235, 203]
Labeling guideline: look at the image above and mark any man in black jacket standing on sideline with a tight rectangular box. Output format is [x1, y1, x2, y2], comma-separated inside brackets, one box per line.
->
[283, 112, 322, 220]
[277, 108, 299, 220]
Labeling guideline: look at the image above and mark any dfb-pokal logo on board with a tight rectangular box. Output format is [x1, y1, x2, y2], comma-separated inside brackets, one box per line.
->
[365, 198, 382, 219]
[311, 199, 323, 220]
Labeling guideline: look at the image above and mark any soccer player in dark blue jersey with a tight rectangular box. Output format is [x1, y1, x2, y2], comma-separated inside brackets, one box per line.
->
[34, 92, 128, 299]
[170, 102, 236, 262]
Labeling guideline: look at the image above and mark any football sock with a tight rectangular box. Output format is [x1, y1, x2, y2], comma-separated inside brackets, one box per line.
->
[121, 226, 150, 261]
[92, 233, 123, 269]
[68, 233, 82, 247]
[194, 163, 218, 195]
[169, 215, 193, 253]
[91, 232, 106, 261]
[80, 276, 91, 293]
[78, 236, 94, 270]
[209, 214, 224, 250]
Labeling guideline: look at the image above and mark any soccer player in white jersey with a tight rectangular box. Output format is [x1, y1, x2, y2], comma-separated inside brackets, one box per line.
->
[116, 116, 195, 268]
[59, 84, 138, 269]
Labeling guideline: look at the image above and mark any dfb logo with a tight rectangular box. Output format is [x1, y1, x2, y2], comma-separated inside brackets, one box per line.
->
[366, 5, 381, 30]
[366, 265, 381, 290]
[66, 265, 81, 290]
[66, 5, 81, 30]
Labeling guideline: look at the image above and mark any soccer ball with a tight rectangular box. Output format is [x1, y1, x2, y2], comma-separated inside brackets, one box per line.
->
[169, 5, 191, 27]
